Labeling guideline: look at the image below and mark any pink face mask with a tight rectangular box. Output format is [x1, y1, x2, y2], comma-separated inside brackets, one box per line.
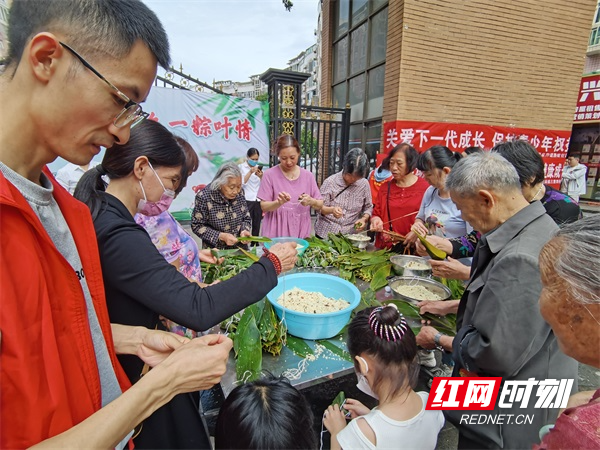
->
[137, 163, 175, 216]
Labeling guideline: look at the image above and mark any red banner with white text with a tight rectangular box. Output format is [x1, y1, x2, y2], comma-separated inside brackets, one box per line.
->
[383, 120, 571, 188]
[574, 74, 600, 123]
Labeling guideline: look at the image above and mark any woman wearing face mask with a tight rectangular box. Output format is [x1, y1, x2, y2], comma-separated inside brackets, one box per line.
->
[74, 120, 297, 449]
[238, 147, 264, 237]
[323, 305, 444, 450]
[135, 136, 219, 338]
[258, 134, 323, 238]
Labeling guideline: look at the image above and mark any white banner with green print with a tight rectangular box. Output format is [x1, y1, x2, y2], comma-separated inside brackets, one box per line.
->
[143, 87, 270, 219]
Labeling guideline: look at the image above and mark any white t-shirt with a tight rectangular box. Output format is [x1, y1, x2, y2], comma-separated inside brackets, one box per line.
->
[337, 392, 444, 450]
[55, 161, 100, 195]
[239, 161, 261, 201]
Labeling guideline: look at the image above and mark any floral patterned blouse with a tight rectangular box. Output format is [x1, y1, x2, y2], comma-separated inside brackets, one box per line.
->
[191, 184, 252, 249]
[135, 210, 203, 338]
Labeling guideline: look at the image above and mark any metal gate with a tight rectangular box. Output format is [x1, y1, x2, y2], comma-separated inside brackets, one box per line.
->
[260, 69, 350, 186]
[299, 104, 351, 186]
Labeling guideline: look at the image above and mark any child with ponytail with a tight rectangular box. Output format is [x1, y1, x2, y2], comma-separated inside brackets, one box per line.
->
[323, 305, 444, 449]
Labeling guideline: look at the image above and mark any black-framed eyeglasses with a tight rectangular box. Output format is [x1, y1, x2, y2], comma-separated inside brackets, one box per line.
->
[60, 42, 149, 128]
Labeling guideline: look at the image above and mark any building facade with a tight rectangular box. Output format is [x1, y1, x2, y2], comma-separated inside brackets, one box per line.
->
[320, 0, 596, 179]
[570, 0, 600, 201]
[286, 43, 320, 105]
[213, 75, 268, 100]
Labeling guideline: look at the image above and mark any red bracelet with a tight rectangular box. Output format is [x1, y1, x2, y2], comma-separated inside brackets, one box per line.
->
[262, 248, 282, 275]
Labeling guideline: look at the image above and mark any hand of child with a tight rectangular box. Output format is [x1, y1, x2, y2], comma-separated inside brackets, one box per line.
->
[343, 398, 371, 418]
[323, 404, 347, 435]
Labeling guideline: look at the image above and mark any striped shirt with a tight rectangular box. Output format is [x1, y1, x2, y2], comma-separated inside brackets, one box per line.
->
[314, 172, 373, 237]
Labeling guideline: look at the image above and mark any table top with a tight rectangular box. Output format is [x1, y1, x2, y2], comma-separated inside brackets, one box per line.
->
[220, 266, 372, 396]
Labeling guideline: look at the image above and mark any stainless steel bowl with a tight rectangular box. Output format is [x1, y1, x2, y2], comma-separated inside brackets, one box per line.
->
[390, 255, 433, 277]
[345, 234, 370, 250]
[387, 276, 451, 303]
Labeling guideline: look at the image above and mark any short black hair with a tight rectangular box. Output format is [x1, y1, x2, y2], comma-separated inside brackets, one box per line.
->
[417, 145, 462, 172]
[214, 373, 317, 449]
[247, 147, 260, 158]
[464, 146, 484, 156]
[5, 0, 170, 69]
[491, 140, 544, 187]
[382, 143, 419, 174]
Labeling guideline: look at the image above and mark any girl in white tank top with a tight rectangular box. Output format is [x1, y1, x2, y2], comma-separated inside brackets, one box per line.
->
[323, 305, 444, 449]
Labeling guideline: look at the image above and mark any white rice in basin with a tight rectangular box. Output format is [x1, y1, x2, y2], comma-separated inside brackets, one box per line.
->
[277, 287, 350, 314]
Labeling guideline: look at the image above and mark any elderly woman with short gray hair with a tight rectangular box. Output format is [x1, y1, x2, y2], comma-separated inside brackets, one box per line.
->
[314, 148, 373, 238]
[536, 214, 600, 449]
[191, 162, 252, 249]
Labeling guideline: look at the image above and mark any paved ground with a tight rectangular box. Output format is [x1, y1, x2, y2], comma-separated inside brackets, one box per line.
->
[579, 199, 600, 215]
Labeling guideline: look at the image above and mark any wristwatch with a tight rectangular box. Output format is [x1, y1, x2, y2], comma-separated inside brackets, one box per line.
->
[433, 332, 445, 351]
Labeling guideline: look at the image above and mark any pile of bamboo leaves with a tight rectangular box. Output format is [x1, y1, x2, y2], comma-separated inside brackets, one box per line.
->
[299, 234, 393, 292]
[230, 299, 287, 382]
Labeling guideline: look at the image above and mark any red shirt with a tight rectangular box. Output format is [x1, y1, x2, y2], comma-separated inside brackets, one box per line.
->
[0, 168, 131, 448]
[372, 176, 429, 249]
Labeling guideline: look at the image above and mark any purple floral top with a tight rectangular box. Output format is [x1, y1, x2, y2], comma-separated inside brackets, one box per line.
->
[135, 211, 202, 338]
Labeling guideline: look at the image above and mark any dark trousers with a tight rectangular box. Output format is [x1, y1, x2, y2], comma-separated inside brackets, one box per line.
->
[247, 200, 263, 237]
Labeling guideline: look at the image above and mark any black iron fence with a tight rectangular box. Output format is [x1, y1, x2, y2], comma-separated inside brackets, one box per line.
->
[298, 104, 351, 186]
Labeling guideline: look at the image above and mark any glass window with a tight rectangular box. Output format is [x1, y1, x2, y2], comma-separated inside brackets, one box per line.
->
[352, 0, 369, 26]
[366, 65, 385, 119]
[333, 36, 348, 84]
[349, 124, 363, 149]
[371, 0, 388, 12]
[350, 22, 368, 75]
[335, 0, 350, 39]
[365, 122, 382, 164]
[370, 8, 388, 65]
[333, 83, 347, 109]
[349, 74, 365, 122]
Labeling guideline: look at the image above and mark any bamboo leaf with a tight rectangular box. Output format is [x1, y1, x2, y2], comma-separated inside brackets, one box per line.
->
[286, 335, 314, 358]
[385, 300, 421, 320]
[235, 312, 262, 382]
[317, 340, 352, 362]
[370, 263, 392, 291]
[237, 246, 260, 262]
[237, 236, 272, 243]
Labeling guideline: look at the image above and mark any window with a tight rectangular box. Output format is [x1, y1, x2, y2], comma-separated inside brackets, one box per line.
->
[332, 1, 388, 157]
[335, 0, 350, 39]
[591, 27, 600, 46]
[350, 23, 368, 75]
[333, 36, 348, 84]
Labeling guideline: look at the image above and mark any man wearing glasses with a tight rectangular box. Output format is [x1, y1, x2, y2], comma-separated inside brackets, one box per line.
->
[0, 1, 233, 448]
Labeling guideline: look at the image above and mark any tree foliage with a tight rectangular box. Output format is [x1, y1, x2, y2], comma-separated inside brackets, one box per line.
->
[300, 126, 318, 158]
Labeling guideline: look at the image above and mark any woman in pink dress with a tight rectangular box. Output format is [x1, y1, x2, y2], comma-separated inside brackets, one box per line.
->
[258, 135, 323, 238]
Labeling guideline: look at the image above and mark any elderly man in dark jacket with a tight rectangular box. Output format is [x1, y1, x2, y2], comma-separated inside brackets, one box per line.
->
[417, 153, 578, 449]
